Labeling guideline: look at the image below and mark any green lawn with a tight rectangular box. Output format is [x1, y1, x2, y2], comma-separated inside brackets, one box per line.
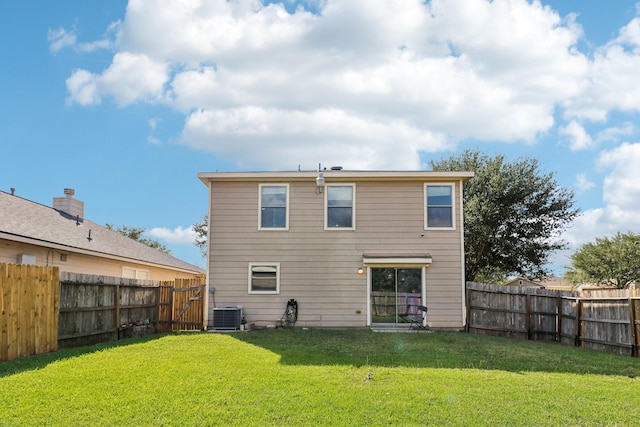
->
[1, 329, 639, 426]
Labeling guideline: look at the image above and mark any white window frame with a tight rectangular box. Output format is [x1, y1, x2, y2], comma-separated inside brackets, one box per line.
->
[122, 267, 150, 280]
[248, 263, 280, 295]
[424, 183, 456, 230]
[258, 183, 289, 230]
[324, 183, 356, 230]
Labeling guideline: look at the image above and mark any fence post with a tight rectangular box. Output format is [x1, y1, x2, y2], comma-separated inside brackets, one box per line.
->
[465, 283, 471, 333]
[114, 284, 120, 332]
[556, 297, 562, 342]
[629, 298, 638, 357]
[156, 286, 161, 331]
[525, 294, 531, 340]
[576, 299, 583, 347]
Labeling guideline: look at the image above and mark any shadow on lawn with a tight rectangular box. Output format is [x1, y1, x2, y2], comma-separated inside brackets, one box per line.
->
[232, 328, 640, 377]
[0, 333, 167, 378]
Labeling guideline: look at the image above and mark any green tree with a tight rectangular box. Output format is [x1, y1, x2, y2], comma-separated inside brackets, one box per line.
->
[566, 232, 640, 288]
[106, 224, 171, 254]
[430, 150, 579, 283]
[192, 214, 208, 258]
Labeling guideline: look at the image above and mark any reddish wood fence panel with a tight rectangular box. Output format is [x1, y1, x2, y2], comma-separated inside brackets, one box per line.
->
[159, 278, 205, 331]
[0, 263, 59, 362]
[157, 285, 174, 332]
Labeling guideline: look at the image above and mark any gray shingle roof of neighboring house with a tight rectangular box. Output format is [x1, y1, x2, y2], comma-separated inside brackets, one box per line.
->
[0, 190, 204, 274]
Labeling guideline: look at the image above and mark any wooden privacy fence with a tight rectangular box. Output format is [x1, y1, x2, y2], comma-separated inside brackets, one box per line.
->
[58, 272, 161, 348]
[60, 273, 206, 348]
[1, 264, 60, 362]
[158, 278, 205, 332]
[1, 263, 206, 361]
[466, 282, 640, 357]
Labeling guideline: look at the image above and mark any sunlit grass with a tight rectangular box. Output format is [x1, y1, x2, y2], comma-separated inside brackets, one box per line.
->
[1, 330, 639, 426]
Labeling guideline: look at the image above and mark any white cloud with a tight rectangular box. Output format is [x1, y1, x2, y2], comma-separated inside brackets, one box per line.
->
[100, 52, 169, 106]
[612, 15, 640, 47]
[77, 39, 112, 53]
[564, 14, 640, 121]
[63, 0, 595, 169]
[76, 21, 121, 52]
[574, 173, 595, 193]
[66, 52, 169, 106]
[180, 106, 446, 169]
[61, 0, 640, 171]
[560, 120, 593, 150]
[48, 22, 119, 53]
[560, 120, 634, 151]
[65, 70, 100, 106]
[48, 28, 77, 53]
[147, 226, 196, 245]
[563, 143, 640, 256]
[597, 142, 640, 210]
[595, 122, 635, 144]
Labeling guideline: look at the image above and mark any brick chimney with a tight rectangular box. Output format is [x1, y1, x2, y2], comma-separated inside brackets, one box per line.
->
[53, 188, 84, 219]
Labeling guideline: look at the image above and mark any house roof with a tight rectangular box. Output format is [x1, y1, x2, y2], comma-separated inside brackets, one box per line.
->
[198, 169, 475, 184]
[504, 277, 545, 288]
[0, 191, 204, 274]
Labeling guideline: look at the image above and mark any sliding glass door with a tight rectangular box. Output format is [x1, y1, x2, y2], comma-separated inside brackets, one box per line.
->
[370, 267, 422, 324]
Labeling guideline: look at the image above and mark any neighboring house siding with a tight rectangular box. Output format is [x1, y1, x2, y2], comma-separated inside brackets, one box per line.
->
[0, 239, 199, 281]
[208, 178, 466, 329]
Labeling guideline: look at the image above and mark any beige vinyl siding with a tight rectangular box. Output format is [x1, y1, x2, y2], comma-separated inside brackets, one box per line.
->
[207, 178, 466, 329]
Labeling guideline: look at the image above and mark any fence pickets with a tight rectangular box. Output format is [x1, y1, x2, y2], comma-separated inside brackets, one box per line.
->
[158, 278, 205, 331]
[467, 281, 640, 357]
[6, 264, 640, 362]
[1, 263, 205, 362]
[1, 264, 60, 362]
[58, 272, 163, 348]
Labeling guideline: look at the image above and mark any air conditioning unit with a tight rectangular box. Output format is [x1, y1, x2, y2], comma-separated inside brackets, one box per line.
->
[212, 306, 242, 330]
[17, 253, 36, 265]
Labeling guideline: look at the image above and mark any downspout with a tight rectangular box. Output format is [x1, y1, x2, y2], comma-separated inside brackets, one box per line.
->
[203, 180, 212, 330]
[459, 178, 467, 329]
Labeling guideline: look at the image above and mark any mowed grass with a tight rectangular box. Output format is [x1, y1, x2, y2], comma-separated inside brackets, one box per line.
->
[1, 330, 640, 426]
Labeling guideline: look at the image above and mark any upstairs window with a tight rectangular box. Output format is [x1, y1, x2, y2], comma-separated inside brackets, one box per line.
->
[259, 184, 289, 230]
[425, 184, 454, 229]
[248, 263, 280, 294]
[326, 184, 355, 229]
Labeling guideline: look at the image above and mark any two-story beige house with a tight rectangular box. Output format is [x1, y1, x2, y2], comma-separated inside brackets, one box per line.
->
[198, 169, 473, 330]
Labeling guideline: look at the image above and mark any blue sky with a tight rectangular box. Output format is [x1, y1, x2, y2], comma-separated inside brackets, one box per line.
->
[2, 0, 640, 273]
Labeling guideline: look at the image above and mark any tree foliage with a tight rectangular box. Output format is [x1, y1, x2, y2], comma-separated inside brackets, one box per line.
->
[566, 232, 640, 288]
[105, 223, 171, 254]
[430, 150, 579, 282]
[192, 215, 208, 258]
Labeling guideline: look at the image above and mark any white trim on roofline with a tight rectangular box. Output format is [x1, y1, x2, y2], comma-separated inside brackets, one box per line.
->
[199, 170, 474, 184]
